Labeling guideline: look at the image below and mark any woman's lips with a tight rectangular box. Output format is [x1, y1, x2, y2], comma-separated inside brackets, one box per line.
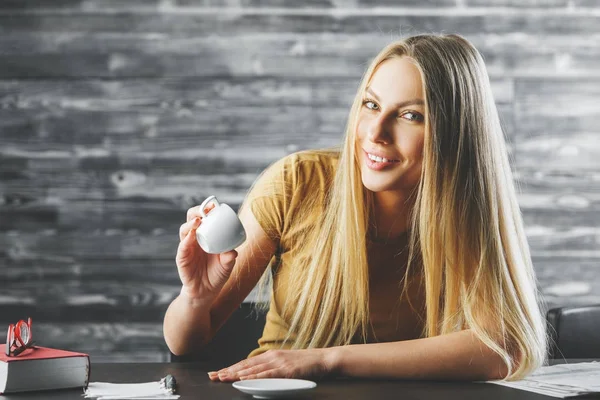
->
[363, 150, 400, 171]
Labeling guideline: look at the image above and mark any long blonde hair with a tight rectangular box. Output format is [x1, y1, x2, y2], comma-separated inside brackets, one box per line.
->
[247, 33, 547, 381]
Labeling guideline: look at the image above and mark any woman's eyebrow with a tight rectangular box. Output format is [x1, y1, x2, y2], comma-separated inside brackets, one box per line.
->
[365, 87, 424, 108]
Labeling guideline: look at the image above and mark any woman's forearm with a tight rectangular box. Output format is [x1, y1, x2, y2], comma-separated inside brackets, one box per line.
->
[329, 329, 509, 381]
[163, 289, 213, 356]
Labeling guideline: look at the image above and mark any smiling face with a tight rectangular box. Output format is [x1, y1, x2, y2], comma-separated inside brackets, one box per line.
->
[355, 56, 427, 193]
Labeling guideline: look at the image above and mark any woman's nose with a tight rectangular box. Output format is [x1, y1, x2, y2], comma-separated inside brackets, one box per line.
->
[367, 115, 392, 144]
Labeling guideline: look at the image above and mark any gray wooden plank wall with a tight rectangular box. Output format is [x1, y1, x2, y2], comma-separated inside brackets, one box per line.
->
[0, 0, 599, 362]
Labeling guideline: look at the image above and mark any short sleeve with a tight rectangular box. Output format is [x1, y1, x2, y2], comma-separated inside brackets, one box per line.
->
[240, 154, 298, 243]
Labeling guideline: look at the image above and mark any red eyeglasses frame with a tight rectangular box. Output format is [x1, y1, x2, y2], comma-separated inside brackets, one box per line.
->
[6, 317, 34, 357]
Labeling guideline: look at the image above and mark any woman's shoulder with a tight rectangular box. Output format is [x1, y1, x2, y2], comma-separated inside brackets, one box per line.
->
[279, 147, 340, 184]
[291, 147, 341, 162]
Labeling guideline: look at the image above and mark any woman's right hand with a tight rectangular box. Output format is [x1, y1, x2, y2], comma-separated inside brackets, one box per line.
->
[175, 202, 239, 305]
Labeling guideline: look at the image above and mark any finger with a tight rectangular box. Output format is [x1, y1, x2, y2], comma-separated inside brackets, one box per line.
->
[240, 369, 280, 380]
[176, 228, 198, 262]
[216, 367, 271, 383]
[213, 369, 233, 382]
[182, 223, 198, 245]
[218, 249, 238, 266]
[215, 358, 261, 382]
[233, 363, 271, 380]
[187, 202, 216, 222]
[179, 217, 201, 241]
[218, 358, 255, 376]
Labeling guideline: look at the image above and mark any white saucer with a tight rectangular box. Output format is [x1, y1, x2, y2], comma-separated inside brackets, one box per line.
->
[232, 378, 317, 399]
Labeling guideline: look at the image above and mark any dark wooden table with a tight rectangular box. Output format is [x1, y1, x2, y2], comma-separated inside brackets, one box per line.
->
[3, 360, 598, 399]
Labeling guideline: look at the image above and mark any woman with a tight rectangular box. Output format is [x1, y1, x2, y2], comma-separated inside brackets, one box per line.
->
[164, 33, 548, 382]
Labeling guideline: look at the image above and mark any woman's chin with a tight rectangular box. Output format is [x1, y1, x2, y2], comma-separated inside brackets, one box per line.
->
[361, 177, 395, 193]
[361, 172, 414, 193]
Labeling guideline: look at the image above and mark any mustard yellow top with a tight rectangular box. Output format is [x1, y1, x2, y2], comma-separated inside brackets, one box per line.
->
[245, 149, 425, 358]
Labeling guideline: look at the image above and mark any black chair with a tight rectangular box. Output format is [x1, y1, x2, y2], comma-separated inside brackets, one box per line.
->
[546, 304, 600, 359]
[170, 302, 268, 368]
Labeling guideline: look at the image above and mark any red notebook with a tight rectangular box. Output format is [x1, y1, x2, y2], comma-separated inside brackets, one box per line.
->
[0, 344, 90, 394]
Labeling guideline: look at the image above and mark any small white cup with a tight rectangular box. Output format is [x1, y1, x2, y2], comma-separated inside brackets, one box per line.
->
[196, 195, 247, 254]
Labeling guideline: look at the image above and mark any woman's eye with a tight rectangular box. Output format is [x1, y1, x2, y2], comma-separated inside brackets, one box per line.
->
[362, 99, 378, 110]
[401, 112, 424, 123]
[362, 98, 424, 123]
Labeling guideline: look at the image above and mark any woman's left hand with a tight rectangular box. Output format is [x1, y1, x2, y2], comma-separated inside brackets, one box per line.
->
[207, 348, 336, 382]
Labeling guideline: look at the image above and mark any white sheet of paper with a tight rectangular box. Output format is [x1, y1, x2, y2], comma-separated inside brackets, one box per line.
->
[83, 381, 180, 399]
[487, 361, 600, 398]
